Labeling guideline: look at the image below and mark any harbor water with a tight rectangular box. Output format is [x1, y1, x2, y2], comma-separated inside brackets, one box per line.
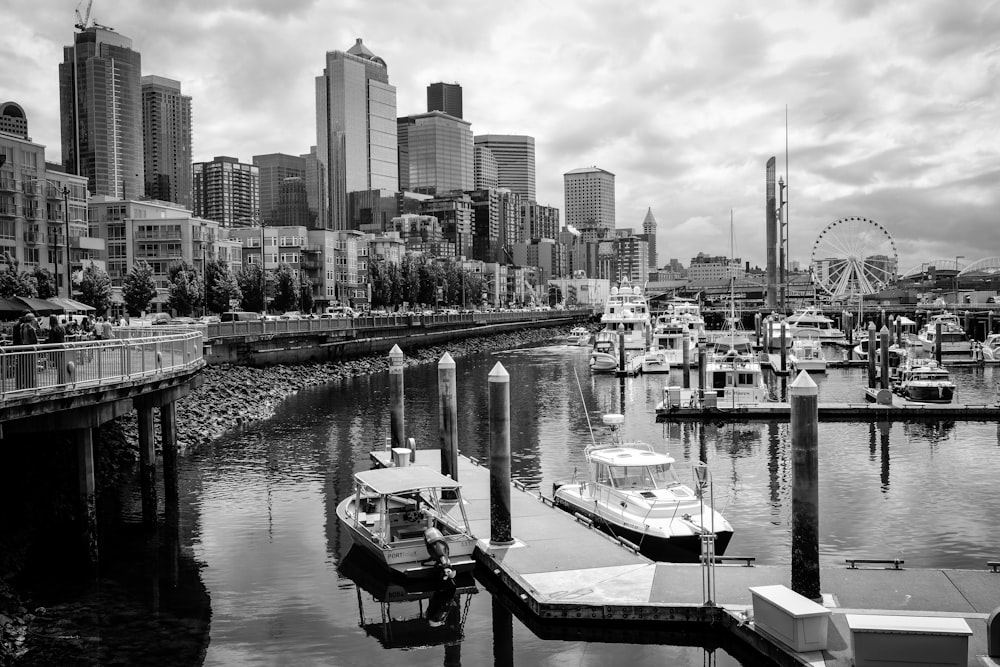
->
[21, 340, 1000, 666]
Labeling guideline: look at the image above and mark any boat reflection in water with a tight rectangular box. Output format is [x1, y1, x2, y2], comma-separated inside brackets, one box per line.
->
[338, 547, 477, 650]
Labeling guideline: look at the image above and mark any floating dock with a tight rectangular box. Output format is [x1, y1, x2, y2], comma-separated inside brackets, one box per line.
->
[368, 448, 1000, 666]
[656, 400, 1000, 421]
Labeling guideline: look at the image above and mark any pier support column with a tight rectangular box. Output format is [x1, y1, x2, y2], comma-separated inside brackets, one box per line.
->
[697, 342, 707, 401]
[160, 401, 180, 587]
[988, 310, 994, 336]
[617, 323, 626, 375]
[964, 310, 972, 337]
[488, 362, 514, 546]
[388, 345, 411, 462]
[790, 371, 821, 601]
[867, 323, 877, 388]
[880, 326, 891, 389]
[682, 332, 691, 389]
[754, 312, 761, 347]
[491, 597, 514, 667]
[137, 401, 157, 526]
[76, 427, 99, 567]
[764, 316, 771, 351]
[779, 322, 788, 373]
[438, 352, 459, 485]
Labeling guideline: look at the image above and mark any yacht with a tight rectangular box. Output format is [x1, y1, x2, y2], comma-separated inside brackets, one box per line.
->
[918, 314, 973, 355]
[789, 335, 827, 373]
[891, 358, 956, 403]
[598, 279, 651, 350]
[589, 331, 620, 373]
[553, 414, 733, 562]
[982, 333, 1000, 361]
[641, 348, 671, 374]
[664, 298, 708, 342]
[851, 337, 908, 368]
[566, 326, 592, 346]
[785, 307, 845, 340]
[648, 316, 698, 367]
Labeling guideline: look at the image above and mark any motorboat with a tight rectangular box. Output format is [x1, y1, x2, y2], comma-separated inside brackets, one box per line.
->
[641, 347, 670, 374]
[661, 298, 708, 342]
[589, 331, 620, 373]
[702, 348, 771, 407]
[982, 333, 1000, 361]
[709, 332, 754, 356]
[598, 279, 652, 350]
[336, 466, 477, 580]
[789, 335, 827, 373]
[784, 307, 845, 340]
[566, 326, 592, 346]
[648, 318, 697, 367]
[552, 414, 733, 562]
[851, 337, 908, 368]
[917, 314, 973, 355]
[891, 358, 956, 403]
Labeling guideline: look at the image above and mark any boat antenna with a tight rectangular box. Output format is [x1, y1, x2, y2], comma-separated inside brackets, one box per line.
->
[573, 367, 598, 448]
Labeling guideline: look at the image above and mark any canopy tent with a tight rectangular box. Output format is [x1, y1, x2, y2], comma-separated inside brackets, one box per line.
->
[47, 296, 95, 312]
[12, 296, 64, 316]
[0, 297, 26, 319]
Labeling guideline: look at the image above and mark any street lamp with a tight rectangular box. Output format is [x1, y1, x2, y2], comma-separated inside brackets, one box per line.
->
[954, 255, 964, 304]
[62, 186, 72, 299]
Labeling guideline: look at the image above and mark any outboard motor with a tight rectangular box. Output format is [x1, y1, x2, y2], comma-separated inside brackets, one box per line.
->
[425, 578, 458, 627]
[424, 526, 455, 579]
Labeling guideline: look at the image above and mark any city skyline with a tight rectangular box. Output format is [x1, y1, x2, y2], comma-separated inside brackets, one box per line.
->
[3, 0, 998, 272]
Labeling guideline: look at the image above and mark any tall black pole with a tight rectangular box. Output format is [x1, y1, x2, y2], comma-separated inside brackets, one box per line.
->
[63, 187, 72, 298]
[790, 370, 820, 600]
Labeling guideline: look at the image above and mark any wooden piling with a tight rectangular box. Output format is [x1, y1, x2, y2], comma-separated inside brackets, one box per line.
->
[790, 370, 821, 600]
[76, 427, 98, 566]
[935, 320, 943, 365]
[754, 312, 761, 347]
[137, 402, 157, 525]
[779, 322, 788, 373]
[617, 323, 626, 375]
[438, 352, 459, 484]
[880, 326, 891, 390]
[388, 345, 411, 461]
[161, 402, 178, 512]
[682, 332, 691, 389]
[867, 323, 877, 388]
[988, 310, 994, 336]
[697, 342, 707, 399]
[488, 362, 514, 546]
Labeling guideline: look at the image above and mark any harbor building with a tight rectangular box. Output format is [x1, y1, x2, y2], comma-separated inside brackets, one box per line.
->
[316, 38, 398, 230]
[60, 24, 144, 200]
[141, 76, 192, 208]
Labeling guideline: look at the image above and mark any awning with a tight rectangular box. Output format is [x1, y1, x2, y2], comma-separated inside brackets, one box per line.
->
[46, 296, 96, 312]
[0, 297, 26, 318]
[12, 296, 64, 315]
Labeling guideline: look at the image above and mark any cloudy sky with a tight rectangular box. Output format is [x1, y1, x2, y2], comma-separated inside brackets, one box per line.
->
[4, 0, 999, 275]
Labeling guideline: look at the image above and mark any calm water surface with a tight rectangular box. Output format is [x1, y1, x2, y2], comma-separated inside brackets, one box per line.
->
[33, 342, 1000, 666]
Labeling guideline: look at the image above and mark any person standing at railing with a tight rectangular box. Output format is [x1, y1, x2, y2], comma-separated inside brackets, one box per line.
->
[47, 314, 67, 384]
[17, 313, 38, 389]
[101, 317, 113, 340]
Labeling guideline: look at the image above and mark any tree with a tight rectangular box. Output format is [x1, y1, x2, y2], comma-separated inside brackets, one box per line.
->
[299, 274, 314, 313]
[78, 263, 112, 316]
[166, 260, 203, 316]
[237, 263, 265, 313]
[31, 267, 57, 299]
[123, 261, 157, 316]
[271, 263, 300, 313]
[0, 252, 38, 298]
[205, 259, 242, 314]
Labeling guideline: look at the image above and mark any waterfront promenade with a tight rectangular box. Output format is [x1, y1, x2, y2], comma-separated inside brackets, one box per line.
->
[371, 447, 1000, 666]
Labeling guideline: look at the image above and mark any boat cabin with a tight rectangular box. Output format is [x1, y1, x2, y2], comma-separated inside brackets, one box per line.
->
[588, 447, 681, 492]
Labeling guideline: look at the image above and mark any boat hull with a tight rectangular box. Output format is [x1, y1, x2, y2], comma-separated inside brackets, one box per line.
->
[898, 384, 955, 403]
[552, 492, 732, 562]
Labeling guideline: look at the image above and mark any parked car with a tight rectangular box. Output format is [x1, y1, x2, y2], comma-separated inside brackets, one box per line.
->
[150, 313, 172, 325]
[221, 311, 262, 322]
[279, 311, 303, 320]
[171, 317, 196, 325]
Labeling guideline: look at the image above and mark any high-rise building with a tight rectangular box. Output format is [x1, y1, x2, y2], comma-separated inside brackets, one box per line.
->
[141, 76, 191, 208]
[473, 135, 535, 200]
[474, 145, 498, 190]
[564, 166, 615, 232]
[0, 102, 29, 139]
[192, 156, 259, 227]
[639, 207, 657, 273]
[301, 146, 326, 229]
[426, 82, 462, 118]
[521, 201, 560, 241]
[253, 153, 306, 224]
[316, 38, 398, 230]
[397, 111, 473, 195]
[60, 25, 144, 199]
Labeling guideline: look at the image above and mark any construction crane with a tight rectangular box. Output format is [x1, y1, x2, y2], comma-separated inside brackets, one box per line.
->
[74, 0, 93, 30]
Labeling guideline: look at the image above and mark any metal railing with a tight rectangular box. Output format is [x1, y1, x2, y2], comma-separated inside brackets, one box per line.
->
[0, 329, 204, 399]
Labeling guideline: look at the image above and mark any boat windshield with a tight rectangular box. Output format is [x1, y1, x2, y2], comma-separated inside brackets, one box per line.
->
[607, 463, 679, 489]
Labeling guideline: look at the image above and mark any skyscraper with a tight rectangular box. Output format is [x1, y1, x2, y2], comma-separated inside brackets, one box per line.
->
[192, 156, 259, 226]
[474, 145, 498, 190]
[60, 25, 144, 199]
[253, 153, 306, 224]
[141, 76, 191, 208]
[427, 82, 462, 118]
[316, 38, 397, 230]
[473, 135, 535, 200]
[640, 207, 657, 271]
[564, 166, 615, 231]
[397, 111, 473, 195]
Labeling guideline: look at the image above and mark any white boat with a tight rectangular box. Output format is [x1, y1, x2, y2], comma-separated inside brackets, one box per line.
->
[662, 298, 708, 342]
[649, 317, 697, 367]
[918, 314, 973, 355]
[789, 335, 827, 373]
[552, 414, 733, 562]
[702, 348, 771, 407]
[891, 358, 956, 403]
[764, 318, 794, 349]
[981, 333, 1000, 361]
[566, 326, 592, 346]
[589, 331, 620, 373]
[641, 348, 670, 374]
[336, 466, 477, 580]
[598, 279, 651, 350]
[850, 336, 908, 368]
[785, 307, 845, 340]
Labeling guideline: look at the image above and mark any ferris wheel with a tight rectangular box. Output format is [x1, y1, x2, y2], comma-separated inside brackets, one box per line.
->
[810, 216, 898, 299]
